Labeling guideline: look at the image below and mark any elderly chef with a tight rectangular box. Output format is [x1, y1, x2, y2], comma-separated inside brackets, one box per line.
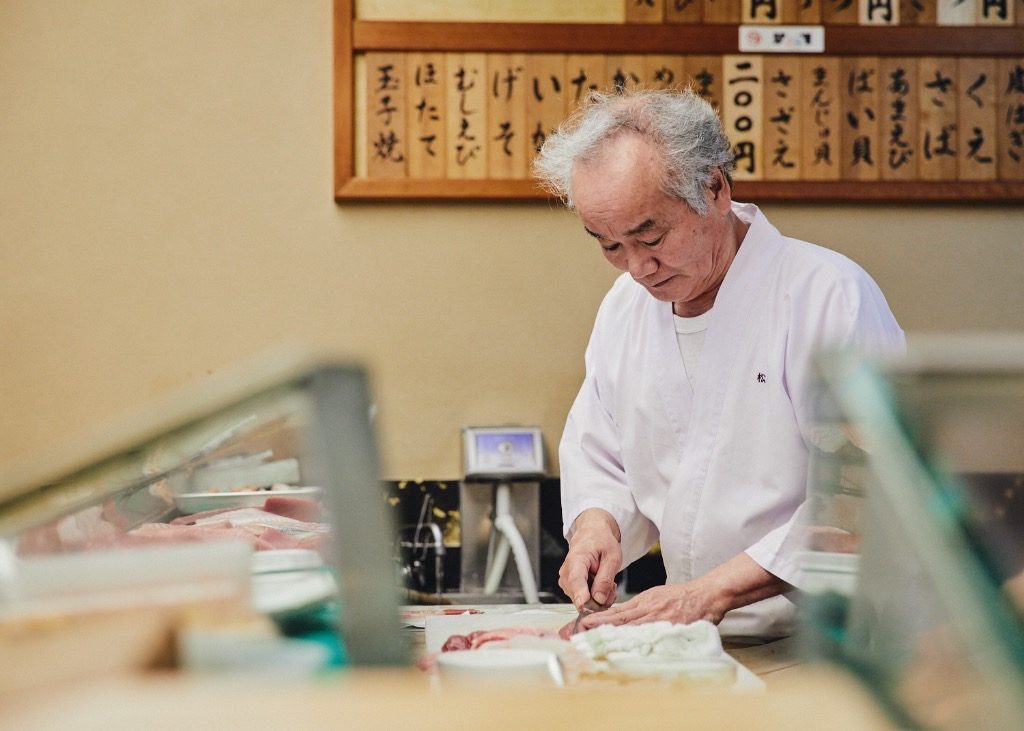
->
[533, 89, 904, 638]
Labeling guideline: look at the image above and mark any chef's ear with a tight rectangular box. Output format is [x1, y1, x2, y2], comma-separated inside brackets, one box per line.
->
[709, 172, 723, 198]
[709, 168, 731, 198]
[708, 168, 732, 211]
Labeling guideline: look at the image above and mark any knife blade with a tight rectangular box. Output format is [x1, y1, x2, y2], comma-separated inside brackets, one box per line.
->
[570, 609, 585, 636]
[570, 595, 607, 636]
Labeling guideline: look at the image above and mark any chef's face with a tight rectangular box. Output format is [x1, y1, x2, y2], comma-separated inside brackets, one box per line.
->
[571, 133, 737, 315]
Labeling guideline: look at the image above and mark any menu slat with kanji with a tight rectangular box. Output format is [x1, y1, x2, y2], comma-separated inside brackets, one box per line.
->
[362, 52, 1024, 184]
[337, 0, 1024, 199]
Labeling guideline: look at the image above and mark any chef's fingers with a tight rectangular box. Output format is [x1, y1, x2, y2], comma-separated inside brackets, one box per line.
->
[582, 585, 617, 613]
[558, 554, 595, 608]
[589, 560, 619, 607]
[581, 604, 644, 628]
[557, 619, 578, 640]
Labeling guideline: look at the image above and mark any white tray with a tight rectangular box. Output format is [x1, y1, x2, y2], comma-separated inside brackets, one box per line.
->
[424, 606, 575, 653]
[422, 606, 765, 692]
[174, 486, 323, 514]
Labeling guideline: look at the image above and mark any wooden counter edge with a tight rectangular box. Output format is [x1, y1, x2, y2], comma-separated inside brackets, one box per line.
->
[2, 663, 895, 730]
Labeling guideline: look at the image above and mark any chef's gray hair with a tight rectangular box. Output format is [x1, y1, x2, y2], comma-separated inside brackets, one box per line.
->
[532, 88, 734, 216]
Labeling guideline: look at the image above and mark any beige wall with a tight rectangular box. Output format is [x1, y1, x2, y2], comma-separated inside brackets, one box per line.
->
[2, 1, 1022, 481]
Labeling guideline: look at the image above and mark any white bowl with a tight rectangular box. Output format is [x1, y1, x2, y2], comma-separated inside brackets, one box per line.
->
[436, 648, 564, 688]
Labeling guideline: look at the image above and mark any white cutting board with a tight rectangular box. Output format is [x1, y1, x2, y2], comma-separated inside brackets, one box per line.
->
[422, 606, 766, 692]
[423, 605, 576, 653]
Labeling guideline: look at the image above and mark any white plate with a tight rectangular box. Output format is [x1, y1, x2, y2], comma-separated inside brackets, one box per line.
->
[250, 570, 337, 617]
[174, 486, 323, 514]
[251, 549, 324, 575]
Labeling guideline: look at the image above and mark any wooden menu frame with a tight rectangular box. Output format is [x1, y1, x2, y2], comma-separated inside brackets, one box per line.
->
[334, 0, 1024, 202]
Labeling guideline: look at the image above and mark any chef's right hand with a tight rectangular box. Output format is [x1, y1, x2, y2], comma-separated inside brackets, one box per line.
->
[559, 508, 622, 610]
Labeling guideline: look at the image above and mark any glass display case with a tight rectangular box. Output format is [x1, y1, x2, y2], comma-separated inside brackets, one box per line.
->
[800, 336, 1024, 729]
[0, 355, 407, 678]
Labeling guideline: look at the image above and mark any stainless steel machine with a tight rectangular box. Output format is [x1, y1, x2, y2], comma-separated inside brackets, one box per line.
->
[458, 426, 545, 604]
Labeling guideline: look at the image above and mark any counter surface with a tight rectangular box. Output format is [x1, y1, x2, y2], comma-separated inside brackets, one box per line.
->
[2, 617, 891, 730]
[1, 599, 889, 729]
[3, 663, 892, 731]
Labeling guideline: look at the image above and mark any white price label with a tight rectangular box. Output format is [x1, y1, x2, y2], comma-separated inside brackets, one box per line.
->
[738, 25, 825, 54]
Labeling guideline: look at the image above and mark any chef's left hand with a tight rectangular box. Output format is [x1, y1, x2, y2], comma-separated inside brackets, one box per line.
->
[578, 552, 791, 630]
[579, 578, 727, 630]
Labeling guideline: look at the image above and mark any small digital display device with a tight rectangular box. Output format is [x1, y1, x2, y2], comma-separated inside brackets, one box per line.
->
[462, 426, 544, 480]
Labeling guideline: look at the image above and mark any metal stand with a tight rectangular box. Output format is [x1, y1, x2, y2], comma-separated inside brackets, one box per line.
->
[482, 482, 539, 604]
[394, 494, 445, 601]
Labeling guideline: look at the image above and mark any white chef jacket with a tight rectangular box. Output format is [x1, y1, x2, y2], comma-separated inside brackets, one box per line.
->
[559, 202, 905, 637]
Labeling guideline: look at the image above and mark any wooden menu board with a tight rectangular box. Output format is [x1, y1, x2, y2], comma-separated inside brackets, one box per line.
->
[335, 0, 1024, 201]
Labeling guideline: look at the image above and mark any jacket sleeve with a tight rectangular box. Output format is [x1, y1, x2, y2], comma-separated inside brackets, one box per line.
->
[744, 264, 905, 586]
[560, 318, 660, 569]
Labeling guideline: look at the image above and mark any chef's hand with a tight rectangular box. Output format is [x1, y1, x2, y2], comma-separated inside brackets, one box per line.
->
[559, 508, 622, 610]
[579, 552, 790, 630]
[579, 580, 726, 629]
